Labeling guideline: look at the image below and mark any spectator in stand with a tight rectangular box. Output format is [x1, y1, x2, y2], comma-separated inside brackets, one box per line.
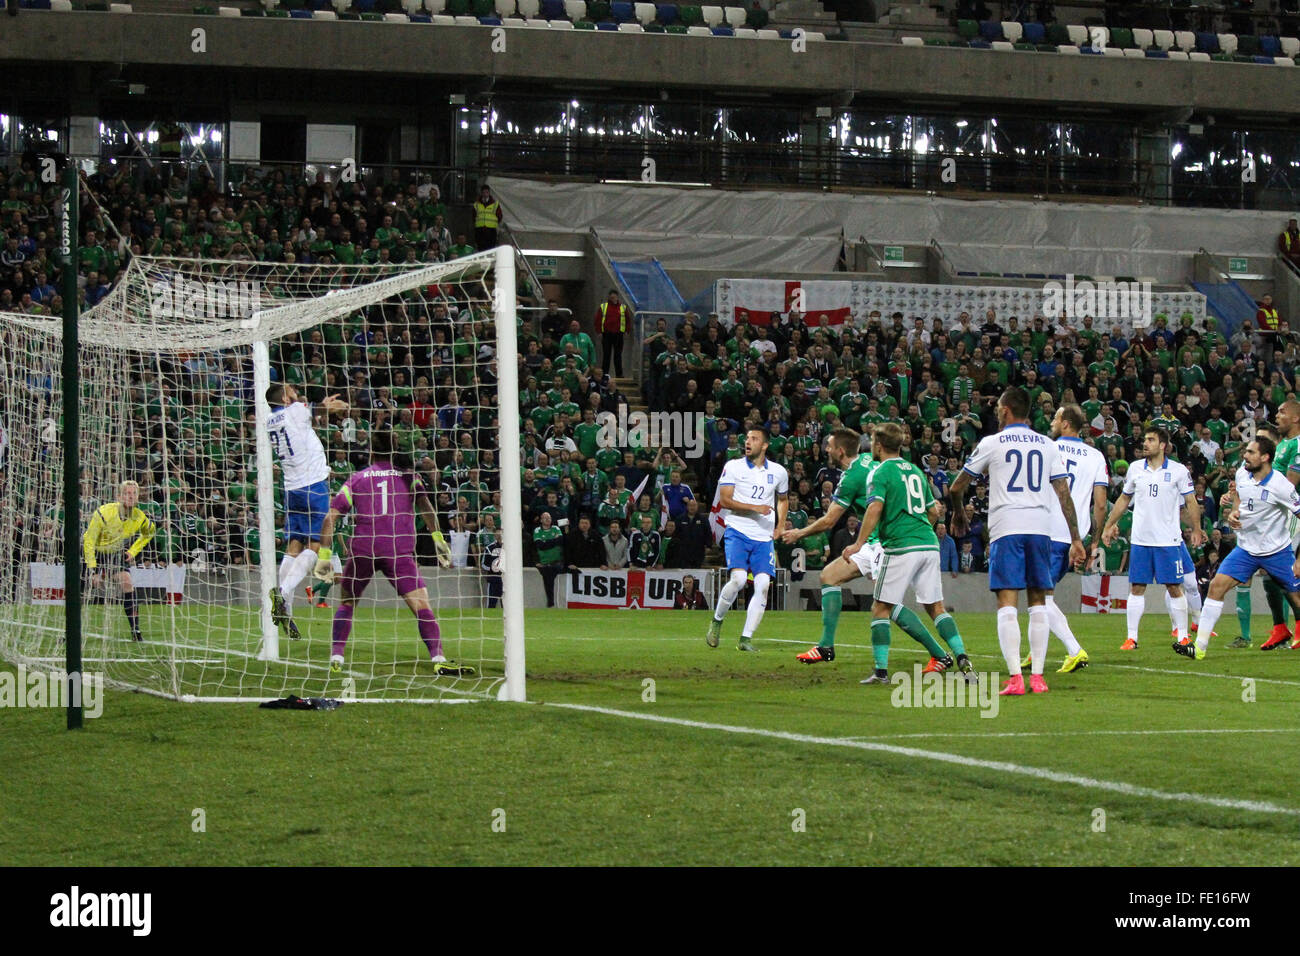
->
[533, 510, 565, 608]
[472, 185, 501, 253]
[1279, 218, 1300, 269]
[628, 513, 663, 570]
[936, 520, 959, 578]
[594, 289, 629, 378]
[565, 513, 605, 571]
[602, 519, 628, 570]
[673, 573, 709, 609]
[675, 497, 711, 568]
[559, 319, 597, 369]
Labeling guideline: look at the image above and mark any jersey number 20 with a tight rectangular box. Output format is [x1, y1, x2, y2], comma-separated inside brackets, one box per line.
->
[1004, 449, 1043, 492]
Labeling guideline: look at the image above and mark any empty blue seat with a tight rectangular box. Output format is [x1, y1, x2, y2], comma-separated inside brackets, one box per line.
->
[289, 8, 312, 16]
[1022, 21, 1045, 43]
[1025, 273, 1046, 280]
[611, 0, 634, 19]
[541, 0, 565, 16]
[968, 39, 992, 48]
[355, 0, 375, 10]
[655, 2, 676, 23]
[310, 0, 330, 9]
[596, 19, 617, 28]
[1144, 48, 1168, 57]
[711, 25, 732, 34]
[410, 11, 430, 19]
[1260, 35, 1281, 56]
[957, 271, 977, 277]
[1195, 32, 1219, 53]
[1254, 55, 1275, 64]
[979, 20, 1002, 41]
[479, 14, 502, 22]
[1048, 274, 1067, 280]
[1080, 46, 1102, 54]
[1003, 273, 1024, 279]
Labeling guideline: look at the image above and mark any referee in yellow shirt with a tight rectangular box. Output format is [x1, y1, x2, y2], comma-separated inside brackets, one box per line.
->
[82, 480, 157, 642]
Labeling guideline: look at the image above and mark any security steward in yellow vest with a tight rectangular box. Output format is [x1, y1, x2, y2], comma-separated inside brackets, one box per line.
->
[473, 186, 501, 253]
[595, 289, 628, 377]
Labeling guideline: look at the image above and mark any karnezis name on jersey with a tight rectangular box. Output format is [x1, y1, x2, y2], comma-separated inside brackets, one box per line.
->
[962, 424, 1067, 541]
[265, 402, 329, 491]
[1121, 456, 1194, 547]
[718, 456, 789, 541]
[1050, 437, 1109, 544]
[1233, 466, 1300, 556]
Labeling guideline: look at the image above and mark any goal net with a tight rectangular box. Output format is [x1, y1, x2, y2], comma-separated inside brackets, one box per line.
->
[0, 248, 525, 704]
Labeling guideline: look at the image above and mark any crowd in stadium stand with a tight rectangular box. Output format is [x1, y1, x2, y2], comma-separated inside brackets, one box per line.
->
[4, 155, 1300, 606]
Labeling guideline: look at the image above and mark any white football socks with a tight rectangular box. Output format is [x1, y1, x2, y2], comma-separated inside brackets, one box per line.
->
[1195, 599, 1224, 652]
[1169, 593, 1189, 646]
[714, 571, 746, 622]
[1126, 593, 1146, 644]
[1044, 595, 1082, 656]
[1027, 605, 1049, 676]
[997, 605, 1021, 674]
[280, 549, 318, 610]
[1183, 573, 1203, 619]
[742, 573, 771, 639]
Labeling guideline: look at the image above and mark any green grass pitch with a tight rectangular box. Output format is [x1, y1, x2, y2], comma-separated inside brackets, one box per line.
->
[3, 605, 1299, 866]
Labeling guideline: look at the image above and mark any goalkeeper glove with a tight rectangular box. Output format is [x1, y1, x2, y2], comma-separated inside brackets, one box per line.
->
[313, 547, 336, 583]
[431, 531, 452, 569]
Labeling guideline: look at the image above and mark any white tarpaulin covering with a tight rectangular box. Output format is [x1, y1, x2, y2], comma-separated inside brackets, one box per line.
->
[492, 176, 1288, 282]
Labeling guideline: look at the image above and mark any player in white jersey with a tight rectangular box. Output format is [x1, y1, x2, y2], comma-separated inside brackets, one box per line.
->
[1175, 437, 1300, 660]
[264, 382, 349, 633]
[706, 427, 789, 652]
[1022, 405, 1109, 673]
[1100, 426, 1205, 651]
[949, 387, 1085, 696]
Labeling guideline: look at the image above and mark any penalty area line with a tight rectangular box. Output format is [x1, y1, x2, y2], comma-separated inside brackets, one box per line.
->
[544, 701, 1300, 816]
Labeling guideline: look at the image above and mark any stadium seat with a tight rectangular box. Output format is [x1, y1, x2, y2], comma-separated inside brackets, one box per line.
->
[1000, 21, 1022, 43]
[1188, 51, 1211, 62]
[1217, 33, 1236, 55]
[1131, 27, 1152, 49]
[111, 2, 134, 10]
[1122, 48, 1144, 58]
[678, 3, 701, 25]
[1013, 41, 1036, 51]
[732, 25, 754, 36]
[1195, 32, 1219, 53]
[289, 8, 312, 16]
[1109, 27, 1133, 49]
[700, 3, 722, 25]
[549, 16, 574, 25]
[1103, 47, 1124, 57]
[539, 0, 565, 17]
[969, 39, 992, 49]
[665, 21, 686, 31]
[426, 0, 445, 12]
[494, 0, 514, 15]
[563, 0, 583, 17]
[644, 20, 662, 29]
[1022, 22, 1044, 44]
[1079, 45, 1101, 55]
[50, 0, 73, 7]
[311, 6, 336, 13]
[711, 25, 731, 34]
[617, 19, 641, 29]
[956, 19, 977, 40]
[1253, 54, 1274, 64]
[455, 12, 479, 22]
[1174, 31, 1195, 50]
[1057, 44, 1080, 54]
[595, 18, 616, 27]
[1143, 48, 1168, 58]
[900, 35, 923, 46]
[654, 2, 675, 23]
[610, 0, 633, 20]
[633, 1, 653, 23]
[990, 40, 1013, 51]
[1275, 56, 1295, 66]
[1237, 35, 1258, 56]
[723, 4, 742, 25]
[1044, 24, 1067, 46]
[1066, 24, 1086, 45]
[755, 27, 777, 38]
[979, 20, 1002, 42]
[1152, 29, 1173, 50]
[1281, 36, 1300, 58]
[1258, 35, 1280, 56]
[586, 0, 609, 19]
[1165, 49, 1188, 60]
[477, 13, 500, 21]
[686, 24, 710, 34]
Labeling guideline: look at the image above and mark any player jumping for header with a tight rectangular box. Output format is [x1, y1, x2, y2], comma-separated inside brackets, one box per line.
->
[318, 431, 467, 676]
[706, 426, 788, 652]
[264, 382, 349, 639]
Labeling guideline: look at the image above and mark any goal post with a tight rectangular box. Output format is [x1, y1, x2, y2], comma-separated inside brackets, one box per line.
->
[0, 248, 526, 706]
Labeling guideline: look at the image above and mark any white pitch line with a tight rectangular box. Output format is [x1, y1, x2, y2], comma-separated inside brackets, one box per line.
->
[545, 701, 1300, 816]
[843, 728, 1296, 741]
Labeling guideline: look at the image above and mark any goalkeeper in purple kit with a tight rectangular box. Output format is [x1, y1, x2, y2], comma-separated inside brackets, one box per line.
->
[317, 432, 474, 677]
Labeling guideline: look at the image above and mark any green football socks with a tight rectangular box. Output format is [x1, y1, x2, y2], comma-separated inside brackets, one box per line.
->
[890, 604, 947, 659]
[870, 618, 891, 670]
[1236, 585, 1252, 641]
[934, 612, 966, 657]
[819, 586, 842, 648]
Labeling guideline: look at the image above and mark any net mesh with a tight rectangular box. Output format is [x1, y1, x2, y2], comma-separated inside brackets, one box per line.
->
[0, 250, 516, 703]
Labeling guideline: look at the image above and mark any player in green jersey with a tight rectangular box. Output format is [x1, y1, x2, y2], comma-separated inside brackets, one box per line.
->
[843, 423, 973, 683]
[782, 426, 879, 662]
[1238, 404, 1300, 649]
